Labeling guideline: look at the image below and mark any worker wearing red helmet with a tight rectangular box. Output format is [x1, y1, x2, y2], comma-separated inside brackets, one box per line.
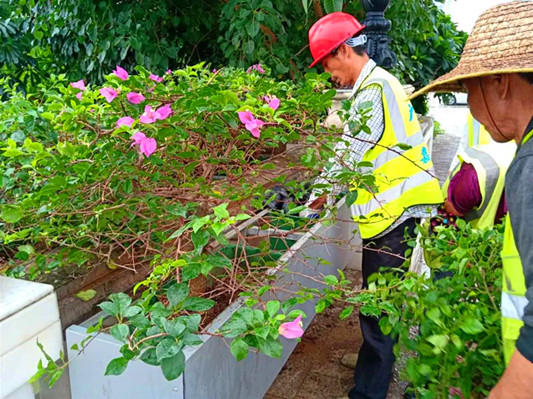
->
[308, 12, 443, 399]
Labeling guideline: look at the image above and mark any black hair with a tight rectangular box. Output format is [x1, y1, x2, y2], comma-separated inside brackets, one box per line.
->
[518, 72, 533, 85]
[351, 45, 367, 56]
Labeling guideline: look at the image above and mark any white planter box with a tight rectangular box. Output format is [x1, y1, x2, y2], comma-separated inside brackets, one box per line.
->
[66, 199, 360, 399]
[0, 277, 62, 399]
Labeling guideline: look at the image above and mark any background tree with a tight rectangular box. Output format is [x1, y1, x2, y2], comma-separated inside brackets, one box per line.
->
[2, 0, 466, 99]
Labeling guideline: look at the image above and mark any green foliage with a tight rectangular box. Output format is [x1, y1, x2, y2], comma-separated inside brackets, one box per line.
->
[0, 65, 341, 280]
[343, 222, 504, 398]
[2, 0, 466, 94]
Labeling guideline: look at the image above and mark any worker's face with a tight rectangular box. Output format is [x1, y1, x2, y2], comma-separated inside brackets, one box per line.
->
[321, 45, 359, 88]
[463, 76, 512, 142]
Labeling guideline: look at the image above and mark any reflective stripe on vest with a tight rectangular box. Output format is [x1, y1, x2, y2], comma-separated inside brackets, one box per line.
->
[462, 147, 500, 223]
[502, 291, 528, 320]
[350, 67, 443, 239]
[501, 214, 527, 364]
[467, 113, 492, 147]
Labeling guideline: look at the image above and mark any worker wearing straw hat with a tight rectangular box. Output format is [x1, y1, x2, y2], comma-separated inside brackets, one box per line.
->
[411, 1, 533, 397]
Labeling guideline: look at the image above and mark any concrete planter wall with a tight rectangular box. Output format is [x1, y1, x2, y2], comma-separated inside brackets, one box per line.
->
[66, 198, 360, 399]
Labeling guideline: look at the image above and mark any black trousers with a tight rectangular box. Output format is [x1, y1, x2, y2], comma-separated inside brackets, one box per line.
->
[348, 218, 418, 399]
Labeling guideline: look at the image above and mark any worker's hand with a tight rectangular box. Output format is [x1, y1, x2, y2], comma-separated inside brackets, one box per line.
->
[443, 198, 465, 217]
[489, 350, 533, 399]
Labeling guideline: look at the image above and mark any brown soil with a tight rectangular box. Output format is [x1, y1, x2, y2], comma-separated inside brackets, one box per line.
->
[265, 270, 407, 399]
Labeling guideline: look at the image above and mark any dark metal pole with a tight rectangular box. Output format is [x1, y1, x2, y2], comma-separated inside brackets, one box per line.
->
[361, 0, 397, 69]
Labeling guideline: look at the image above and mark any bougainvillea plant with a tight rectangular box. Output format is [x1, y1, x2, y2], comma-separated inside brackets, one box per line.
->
[2, 62, 377, 383]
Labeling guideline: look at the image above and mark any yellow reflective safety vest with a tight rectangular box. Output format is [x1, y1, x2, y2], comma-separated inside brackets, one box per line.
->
[350, 67, 443, 239]
[501, 130, 532, 365]
[467, 112, 493, 147]
[442, 142, 516, 229]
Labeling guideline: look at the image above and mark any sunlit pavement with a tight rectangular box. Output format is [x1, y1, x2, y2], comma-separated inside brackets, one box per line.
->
[427, 96, 469, 139]
[427, 97, 468, 184]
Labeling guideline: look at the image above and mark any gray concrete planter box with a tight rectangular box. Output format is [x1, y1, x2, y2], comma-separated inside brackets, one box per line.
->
[66, 198, 360, 399]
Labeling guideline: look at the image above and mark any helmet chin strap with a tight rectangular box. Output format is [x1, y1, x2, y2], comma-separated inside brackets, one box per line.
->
[478, 78, 513, 141]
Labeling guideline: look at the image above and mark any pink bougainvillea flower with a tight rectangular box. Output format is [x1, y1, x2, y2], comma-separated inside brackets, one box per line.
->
[99, 87, 118, 103]
[247, 64, 265, 74]
[131, 131, 147, 145]
[75, 92, 83, 100]
[139, 137, 157, 157]
[113, 66, 129, 80]
[71, 79, 86, 91]
[238, 110, 265, 138]
[117, 116, 135, 128]
[154, 104, 172, 120]
[279, 315, 304, 339]
[264, 96, 280, 111]
[131, 132, 157, 158]
[449, 387, 465, 399]
[149, 73, 163, 83]
[140, 105, 157, 124]
[127, 92, 145, 105]
[166, 69, 172, 74]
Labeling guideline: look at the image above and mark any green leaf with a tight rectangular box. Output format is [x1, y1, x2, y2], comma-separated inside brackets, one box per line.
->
[426, 334, 449, 349]
[140, 348, 159, 366]
[192, 229, 210, 251]
[192, 216, 210, 233]
[221, 318, 248, 338]
[105, 357, 129, 376]
[323, 0, 343, 14]
[302, 0, 309, 15]
[167, 283, 189, 308]
[110, 324, 129, 342]
[315, 299, 327, 314]
[339, 306, 354, 320]
[246, 21, 260, 38]
[266, 300, 280, 318]
[345, 191, 358, 207]
[160, 351, 185, 381]
[324, 275, 339, 286]
[156, 338, 181, 362]
[182, 297, 215, 312]
[1, 205, 23, 223]
[258, 337, 283, 358]
[459, 318, 485, 335]
[230, 338, 249, 361]
[396, 143, 412, 151]
[163, 319, 186, 337]
[76, 289, 97, 301]
[98, 301, 119, 317]
[109, 293, 132, 314]
[123, 306, 142, 318]
[130, 314, 151, 329]
[213, 203, 230, 219]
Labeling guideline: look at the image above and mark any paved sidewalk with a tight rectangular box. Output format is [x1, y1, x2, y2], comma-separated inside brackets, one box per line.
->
[264, 270, 407, 399]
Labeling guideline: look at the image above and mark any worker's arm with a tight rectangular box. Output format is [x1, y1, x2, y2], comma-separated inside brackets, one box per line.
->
[444, 162, 481, 217]
[306, 83, 384, 208]
[489, 350, 533, 399]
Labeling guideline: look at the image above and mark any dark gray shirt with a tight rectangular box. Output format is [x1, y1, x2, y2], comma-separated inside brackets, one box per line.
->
[506, 116, 533, 362]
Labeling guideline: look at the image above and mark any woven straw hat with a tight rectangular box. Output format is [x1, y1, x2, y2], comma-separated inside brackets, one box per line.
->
[410, 0, 533, 99]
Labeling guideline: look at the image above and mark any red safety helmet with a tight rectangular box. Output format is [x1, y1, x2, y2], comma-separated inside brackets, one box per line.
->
[308, 12, 365, 68]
